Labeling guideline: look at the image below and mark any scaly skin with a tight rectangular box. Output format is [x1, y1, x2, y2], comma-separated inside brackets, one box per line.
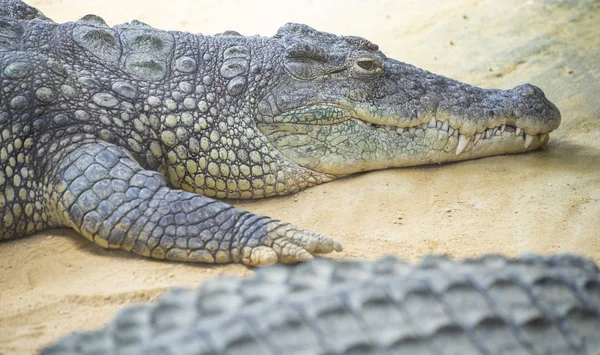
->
[43, 254, 600, 354]
[0, 0, 560, 266]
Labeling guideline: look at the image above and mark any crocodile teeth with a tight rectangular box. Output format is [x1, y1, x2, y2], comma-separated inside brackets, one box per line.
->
[539, 133, 549, 145]
[524, 134, 534, 149]
[500, 124, 506, 133]
[409, 127, 416, 135]
[516, 127, 522, 136]
[396, 127, 404, 134]
[456, 134, 470, 155]
[421, 123, 428, 129]
[428, 117, 437, 128]
[448, 127, 456, 136]
[485, 130, 492, 139]
[441, 121, 449, 132]
[474, 133, 482, 144]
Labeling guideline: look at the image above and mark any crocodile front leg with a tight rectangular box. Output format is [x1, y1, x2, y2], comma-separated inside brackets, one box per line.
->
[45, 140, 341, 266]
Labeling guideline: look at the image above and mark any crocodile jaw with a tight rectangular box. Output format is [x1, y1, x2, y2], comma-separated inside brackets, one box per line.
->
[259, 114, 553, 175]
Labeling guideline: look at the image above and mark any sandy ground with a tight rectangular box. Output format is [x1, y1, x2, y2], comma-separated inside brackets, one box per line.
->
[1, 0, 599, 353]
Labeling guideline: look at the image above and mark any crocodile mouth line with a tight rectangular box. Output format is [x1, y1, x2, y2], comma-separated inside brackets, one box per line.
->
[357, 116, 550, 155]
[264, 103, 552, 156]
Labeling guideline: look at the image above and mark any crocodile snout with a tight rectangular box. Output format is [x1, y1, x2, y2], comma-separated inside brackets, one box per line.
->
[507, 84, 561, 134]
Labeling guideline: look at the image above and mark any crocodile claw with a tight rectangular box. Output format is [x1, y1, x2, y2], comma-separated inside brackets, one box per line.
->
[243, 223, 343, 267]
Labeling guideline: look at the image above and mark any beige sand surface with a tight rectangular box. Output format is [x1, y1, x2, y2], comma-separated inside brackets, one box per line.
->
[1, 0, 599, 353]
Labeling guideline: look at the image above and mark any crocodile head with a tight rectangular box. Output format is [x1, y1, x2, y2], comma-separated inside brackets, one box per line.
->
[256, 24, 561, 175]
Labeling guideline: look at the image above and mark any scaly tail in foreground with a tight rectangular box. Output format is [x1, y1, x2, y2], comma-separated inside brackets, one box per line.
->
[44, 254, 600, 354]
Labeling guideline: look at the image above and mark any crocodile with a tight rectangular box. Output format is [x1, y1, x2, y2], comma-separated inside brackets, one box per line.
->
[43, 254, 600, 354]
[0, 0, 561, 266]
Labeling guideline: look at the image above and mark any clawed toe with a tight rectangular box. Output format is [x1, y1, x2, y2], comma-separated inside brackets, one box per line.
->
[249, 222, 343, 266]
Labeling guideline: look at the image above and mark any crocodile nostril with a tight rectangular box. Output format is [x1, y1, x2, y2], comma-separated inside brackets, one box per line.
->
[514, 84, 545, 99]
[521, 85, 535, 97]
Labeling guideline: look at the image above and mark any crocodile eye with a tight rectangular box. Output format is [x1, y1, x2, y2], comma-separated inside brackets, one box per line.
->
[357, 60, 376, 71]
[353, 58, 383, 75]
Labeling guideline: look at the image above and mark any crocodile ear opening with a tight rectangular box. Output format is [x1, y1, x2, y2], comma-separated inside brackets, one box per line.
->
[285, 59, 332, 80]
[285, 42, 327, 62]
[284, 42, 344, 80]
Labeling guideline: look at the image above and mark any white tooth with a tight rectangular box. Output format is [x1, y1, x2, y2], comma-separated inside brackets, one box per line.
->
[524, 134, 534, 149]
[474, 133, 482, 144]
[438, 127, 449, 139]
[500, 124, 506, 133]
[448, 127, 455, 136]
[428, 117, 436, 128]
[421, 123, 428, 129]
[485, 130, 492, 139]
[456, 134, 470, 155]
[516, 127, 522, 136]
[539, 133, 549, 145]
[441, 121, 449, 132]
[495, 128, 501, 136]
[396, 127, 404, 134]
[409, 127, 416, 135]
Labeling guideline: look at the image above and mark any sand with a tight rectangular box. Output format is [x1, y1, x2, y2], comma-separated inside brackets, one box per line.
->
[1, 0, 599, 353]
